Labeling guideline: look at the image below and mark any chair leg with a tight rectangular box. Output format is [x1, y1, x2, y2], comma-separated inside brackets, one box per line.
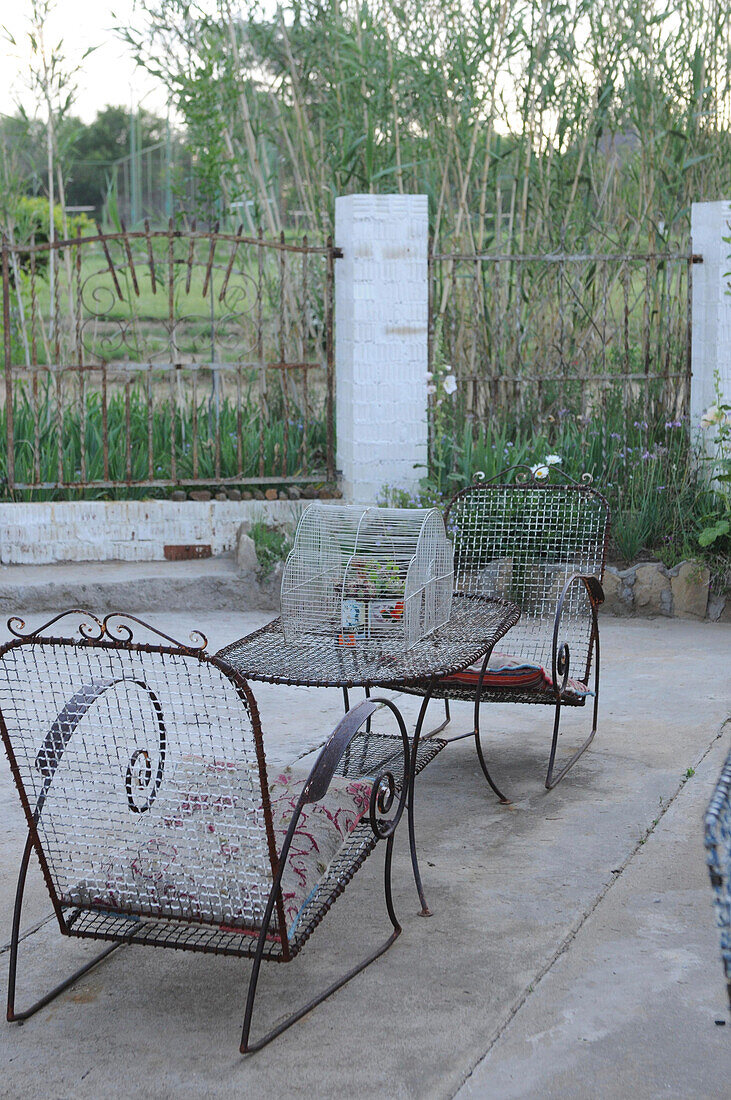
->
[545, 650, 600, 790]
[240, 835, 401, 1054]
[7, 835, 120, 1023]
[471, 650, 511, 804]
[406, 692, 451, 740]
[424, 697, 451, 737]
[474, 724, 511, 804]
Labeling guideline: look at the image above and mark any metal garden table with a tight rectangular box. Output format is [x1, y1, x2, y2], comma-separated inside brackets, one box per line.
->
[217, 593, 520, 916]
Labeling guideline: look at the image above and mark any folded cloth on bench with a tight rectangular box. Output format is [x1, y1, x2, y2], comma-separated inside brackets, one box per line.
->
[443, 651, 592, 700]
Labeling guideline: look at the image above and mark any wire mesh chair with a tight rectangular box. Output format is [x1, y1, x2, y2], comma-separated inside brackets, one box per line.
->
[411, 466, 610, 791]
[0, 611, 410, 1053]
[705, 740, 731, 1010]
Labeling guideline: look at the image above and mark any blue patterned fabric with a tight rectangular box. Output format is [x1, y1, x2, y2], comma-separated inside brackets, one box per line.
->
[705, 744, 731, 1006]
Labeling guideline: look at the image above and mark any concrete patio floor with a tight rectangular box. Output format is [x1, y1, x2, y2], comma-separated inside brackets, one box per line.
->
[0, 608, 728, 1098]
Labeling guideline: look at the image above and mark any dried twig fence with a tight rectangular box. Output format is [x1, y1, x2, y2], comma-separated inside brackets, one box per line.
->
[1, 223, 337, 495]
[429, 248, 701, 423]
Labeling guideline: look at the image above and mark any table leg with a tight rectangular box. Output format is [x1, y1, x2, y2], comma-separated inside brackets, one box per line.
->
[410, 683, 436, 917]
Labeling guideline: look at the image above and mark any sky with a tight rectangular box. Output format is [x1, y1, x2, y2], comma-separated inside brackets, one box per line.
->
[1, 1, 170, 123]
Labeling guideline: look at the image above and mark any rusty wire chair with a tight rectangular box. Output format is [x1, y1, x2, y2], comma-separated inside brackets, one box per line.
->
[705, 740, 731, 1010]
[402, 466, 610, 792]
[0, 611, 410, 1053]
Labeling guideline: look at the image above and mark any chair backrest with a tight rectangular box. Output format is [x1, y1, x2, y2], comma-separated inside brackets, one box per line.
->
[444, 474, 610, 679]
[0, 614, 284, 938]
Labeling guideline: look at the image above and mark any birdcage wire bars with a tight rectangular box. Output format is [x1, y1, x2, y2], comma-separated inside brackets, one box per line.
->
[280, 505, 454, 650]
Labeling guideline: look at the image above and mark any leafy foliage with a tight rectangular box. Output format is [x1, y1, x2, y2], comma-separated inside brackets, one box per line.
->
[249, 521, 292, 578]
[124, 0, 731, 248]
[0, 382, 327, 501]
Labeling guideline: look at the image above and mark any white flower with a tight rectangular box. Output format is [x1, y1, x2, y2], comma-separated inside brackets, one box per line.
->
[443, 373, 458, 395]
[700, 404, 723, 429]
[425, 372, 433, 381]
[530, 463, 549, 480]
[427, 384, 437, 395]
[544, 453, 561, 465]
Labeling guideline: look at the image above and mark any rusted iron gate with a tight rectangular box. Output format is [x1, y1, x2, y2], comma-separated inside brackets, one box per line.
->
[429, 248, 701, 422]
[1, 223, 337, 494]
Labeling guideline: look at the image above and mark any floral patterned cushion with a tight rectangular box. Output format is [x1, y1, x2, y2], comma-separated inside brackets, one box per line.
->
[60, 756, 372, 943]
[268, 766, 372, 934]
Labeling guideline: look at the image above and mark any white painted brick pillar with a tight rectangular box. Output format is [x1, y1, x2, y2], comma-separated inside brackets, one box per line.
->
[691, 200, 731, 434]
[335, 194, 429, 503]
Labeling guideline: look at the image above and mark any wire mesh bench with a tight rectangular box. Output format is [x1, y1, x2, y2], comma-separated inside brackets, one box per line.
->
[0, 611, 411, 1053]
[402, 465, 610, 791]
[705, 741, 731, 1010]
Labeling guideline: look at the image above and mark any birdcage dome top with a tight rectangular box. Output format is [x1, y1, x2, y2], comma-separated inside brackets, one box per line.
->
[280, 504, 454, 649]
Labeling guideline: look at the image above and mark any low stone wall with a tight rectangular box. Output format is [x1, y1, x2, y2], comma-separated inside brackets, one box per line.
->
[0, 499, 309, 565]
[602, 560, 728, 622]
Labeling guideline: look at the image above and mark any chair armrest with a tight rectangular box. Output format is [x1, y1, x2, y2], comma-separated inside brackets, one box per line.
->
[551, 573, 602, 694]
[300, 696, 411, 841]
[580, 574, 604, 607]
[256, 696, 411, 958]
[303, 699, 380, 802]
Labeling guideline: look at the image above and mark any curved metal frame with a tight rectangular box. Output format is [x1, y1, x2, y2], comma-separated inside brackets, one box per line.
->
[5, 672, 168, 1021]
[241, 696, 410, 1053]
[1, 612, 411, 1053]
[6, 834, 123, 1023]
[545, 573, 603, 789]
[437, 468, 610, 794]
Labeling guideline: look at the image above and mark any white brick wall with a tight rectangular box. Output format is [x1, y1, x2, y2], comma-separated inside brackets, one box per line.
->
[0, 500, 308, 565]
[691, 200, 731, 432]
[335, 194, 429, 503]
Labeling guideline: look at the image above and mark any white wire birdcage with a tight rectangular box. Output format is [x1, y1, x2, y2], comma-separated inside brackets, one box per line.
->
[281, 505, 454, 649]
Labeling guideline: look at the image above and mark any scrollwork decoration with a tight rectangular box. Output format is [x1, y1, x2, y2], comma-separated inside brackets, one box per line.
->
[368, 766, 407, 840]
[477, 464, 596, 488]
[102, 613, 208, 652]
[6, 610, 105, 642]
[555, 641, 571, 695]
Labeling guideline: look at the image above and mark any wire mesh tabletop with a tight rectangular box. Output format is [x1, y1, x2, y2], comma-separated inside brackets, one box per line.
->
[216, 594, 520, 688]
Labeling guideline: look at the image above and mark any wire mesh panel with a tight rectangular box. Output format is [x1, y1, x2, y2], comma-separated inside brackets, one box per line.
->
[0, 640, 280, 936]
[280, 504, 454, 650]
[446, 482, 609, 679]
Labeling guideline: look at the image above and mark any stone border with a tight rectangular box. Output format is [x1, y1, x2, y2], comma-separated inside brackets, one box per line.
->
[602, 560, 729, 622]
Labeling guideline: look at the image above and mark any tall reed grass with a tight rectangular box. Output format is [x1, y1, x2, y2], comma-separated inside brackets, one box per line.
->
[1, 383, 327, 499]
[126, 0, 731, 254]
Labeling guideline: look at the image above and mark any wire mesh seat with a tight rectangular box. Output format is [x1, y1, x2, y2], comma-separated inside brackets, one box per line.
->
[403, 466, 610, 790]
[0, 611, 411, 1053]
[705, 741, 731, 1010]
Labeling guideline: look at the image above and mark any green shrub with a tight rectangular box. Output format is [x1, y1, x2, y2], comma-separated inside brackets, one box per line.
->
[249, 522, 292, 579]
